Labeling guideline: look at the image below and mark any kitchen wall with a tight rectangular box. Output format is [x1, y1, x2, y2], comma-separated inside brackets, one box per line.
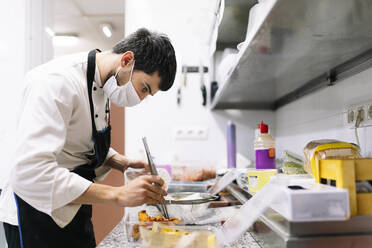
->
[275, 67, 372, 158]
[0, 1, 53, 245]
[124, 0, 372, 168]
[124, 0, 275, 168]
[0, 0, 53, 189]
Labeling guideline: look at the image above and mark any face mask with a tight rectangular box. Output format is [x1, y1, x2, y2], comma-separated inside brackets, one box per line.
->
[103, 61, 141, 107]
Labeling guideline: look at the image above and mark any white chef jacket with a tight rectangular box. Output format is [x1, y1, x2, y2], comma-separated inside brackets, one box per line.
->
[0, 52, 117, 228]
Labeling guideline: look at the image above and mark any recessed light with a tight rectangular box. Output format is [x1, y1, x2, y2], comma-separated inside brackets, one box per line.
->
[53, 33, 79, 47]
[100, 23, 113, 38]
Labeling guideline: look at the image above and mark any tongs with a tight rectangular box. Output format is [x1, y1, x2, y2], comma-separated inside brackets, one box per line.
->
[142, 137, 170, 219]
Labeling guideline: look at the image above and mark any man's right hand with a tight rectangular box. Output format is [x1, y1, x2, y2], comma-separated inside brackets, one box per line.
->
[113, 175, 167, 206]
[72, 175, 167, 207]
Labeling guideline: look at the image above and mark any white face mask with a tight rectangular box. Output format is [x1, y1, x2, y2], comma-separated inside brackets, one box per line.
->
[103, 61, 141, 107]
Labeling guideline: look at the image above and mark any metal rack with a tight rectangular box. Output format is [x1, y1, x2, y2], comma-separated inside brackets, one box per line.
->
[211, 0, 372, 110]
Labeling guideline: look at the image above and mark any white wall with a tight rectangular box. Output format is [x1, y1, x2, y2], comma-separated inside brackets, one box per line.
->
[275, 67, 372, 158]
[0, 0, 53, 188]
[124, 0, 274, 168]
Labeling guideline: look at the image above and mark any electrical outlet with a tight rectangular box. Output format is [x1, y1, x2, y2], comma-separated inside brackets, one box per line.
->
[347, 109, 355, 124]
[173, 126, 209, 140]
[356, 106, 365, 122]
[346, 101, 372, 128]
[368, 104, 372, 120]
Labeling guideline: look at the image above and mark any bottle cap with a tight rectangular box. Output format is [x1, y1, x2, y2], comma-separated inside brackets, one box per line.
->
[257, 121, 268, 133]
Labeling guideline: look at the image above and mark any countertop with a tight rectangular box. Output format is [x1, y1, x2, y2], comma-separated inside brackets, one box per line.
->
[97, 217, 262, 248]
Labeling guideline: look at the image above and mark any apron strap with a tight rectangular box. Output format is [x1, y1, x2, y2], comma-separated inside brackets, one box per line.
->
[87, 49, 99, 135]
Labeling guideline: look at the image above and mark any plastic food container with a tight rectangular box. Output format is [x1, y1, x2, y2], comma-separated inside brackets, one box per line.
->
[124, 203, 225, 244]
[124, 206, 176, 243]
[140, 224, 219, 248]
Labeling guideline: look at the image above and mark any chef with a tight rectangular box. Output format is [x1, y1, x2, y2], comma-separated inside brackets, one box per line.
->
[0, 28, 177, 248]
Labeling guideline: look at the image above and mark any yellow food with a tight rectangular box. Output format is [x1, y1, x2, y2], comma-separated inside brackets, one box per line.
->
[140, 223, 217, 248]
[132, 210, 181, 240]
[138, 210, 180, 223]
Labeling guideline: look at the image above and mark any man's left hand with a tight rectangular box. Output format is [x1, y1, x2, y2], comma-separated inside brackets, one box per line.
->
[106, 154, 149, 173]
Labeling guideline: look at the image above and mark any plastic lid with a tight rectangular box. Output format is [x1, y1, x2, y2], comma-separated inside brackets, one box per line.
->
[257, 121, 268, 133]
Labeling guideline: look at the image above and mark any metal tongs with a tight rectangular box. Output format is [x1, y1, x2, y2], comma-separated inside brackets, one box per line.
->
[142, 137, 170, 219]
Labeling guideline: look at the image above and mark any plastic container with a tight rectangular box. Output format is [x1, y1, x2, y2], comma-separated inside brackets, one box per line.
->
[254, 121, 275, 169]
[123, 205, 224, 244]
[140, 224, 219, 248]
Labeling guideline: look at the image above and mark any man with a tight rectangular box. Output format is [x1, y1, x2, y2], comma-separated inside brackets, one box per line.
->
[0, 28, 177, 248]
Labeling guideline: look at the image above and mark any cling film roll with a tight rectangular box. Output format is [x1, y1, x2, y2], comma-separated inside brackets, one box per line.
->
[218, 176, 287, 245]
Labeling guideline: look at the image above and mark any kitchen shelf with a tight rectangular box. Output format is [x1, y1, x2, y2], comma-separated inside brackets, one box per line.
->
[215, 0, 257, 50]
[211, 0, 372, 110]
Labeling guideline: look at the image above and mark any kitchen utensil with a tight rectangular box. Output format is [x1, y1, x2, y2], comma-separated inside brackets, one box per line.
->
[142, 137, 170, 219]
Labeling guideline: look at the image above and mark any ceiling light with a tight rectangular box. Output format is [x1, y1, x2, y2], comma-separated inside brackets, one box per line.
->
[53, 34, 79, 47]
[45, 27, 55, 37]
[100, 23, 113, 38]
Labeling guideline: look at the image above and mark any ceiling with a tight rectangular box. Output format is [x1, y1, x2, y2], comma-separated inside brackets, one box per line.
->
[53, 0, 125, 55]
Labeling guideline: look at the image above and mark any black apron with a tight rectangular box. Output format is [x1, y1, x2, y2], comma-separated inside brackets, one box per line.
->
[14, 49, 111, 248]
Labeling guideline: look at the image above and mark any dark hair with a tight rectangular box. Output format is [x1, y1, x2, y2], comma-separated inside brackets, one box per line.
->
[112, 28, 177, 91]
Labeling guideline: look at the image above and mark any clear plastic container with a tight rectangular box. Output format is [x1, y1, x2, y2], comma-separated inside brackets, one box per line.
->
[140, 224, 219, 248]
[123, 205, 224, 244]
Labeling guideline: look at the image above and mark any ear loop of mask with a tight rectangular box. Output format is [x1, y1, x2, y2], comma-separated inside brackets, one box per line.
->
[115, 60, 135, 84]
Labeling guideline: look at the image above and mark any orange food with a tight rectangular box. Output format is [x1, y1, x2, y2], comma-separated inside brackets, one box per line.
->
[138, 210, 180, 223]
[133, 210, 181, 240]
[132, 224, 140, 240]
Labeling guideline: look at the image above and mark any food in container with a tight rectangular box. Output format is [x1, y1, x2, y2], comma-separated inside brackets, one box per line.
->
[124, 192, 220, 243]
[281, 150, 306, 174]
[132, 210, 181, 240]
[139, 223, 218, 248]
[138, 210, 180, 223]
[171, 164, 216, 181]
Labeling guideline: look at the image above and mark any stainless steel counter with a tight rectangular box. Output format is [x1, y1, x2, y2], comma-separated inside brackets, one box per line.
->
[226, 183, 372, 248]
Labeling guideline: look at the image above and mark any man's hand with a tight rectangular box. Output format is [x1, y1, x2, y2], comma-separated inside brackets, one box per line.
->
[72, 175, 167, 207]
[114, 175, 167, 206]
[106, 153, 149, 173]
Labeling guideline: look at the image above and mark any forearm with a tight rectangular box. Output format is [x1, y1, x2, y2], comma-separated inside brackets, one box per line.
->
[105, 153, 128, 172]
[72, 183, 118, 206]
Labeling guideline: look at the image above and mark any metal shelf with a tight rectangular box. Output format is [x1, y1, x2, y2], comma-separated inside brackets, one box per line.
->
[211, 0, 372, 110]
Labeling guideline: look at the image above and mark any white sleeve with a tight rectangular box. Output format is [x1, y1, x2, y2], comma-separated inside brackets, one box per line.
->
[94, 147, 118, 182]
[10, 74, 92, 228]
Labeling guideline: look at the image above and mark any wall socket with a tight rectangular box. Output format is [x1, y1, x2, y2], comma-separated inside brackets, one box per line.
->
[346, 101, 372, 128]
[172, 126, 209, 140]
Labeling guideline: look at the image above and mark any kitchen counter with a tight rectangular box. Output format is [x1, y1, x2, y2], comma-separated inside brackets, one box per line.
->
[97, 217, 261, 248]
